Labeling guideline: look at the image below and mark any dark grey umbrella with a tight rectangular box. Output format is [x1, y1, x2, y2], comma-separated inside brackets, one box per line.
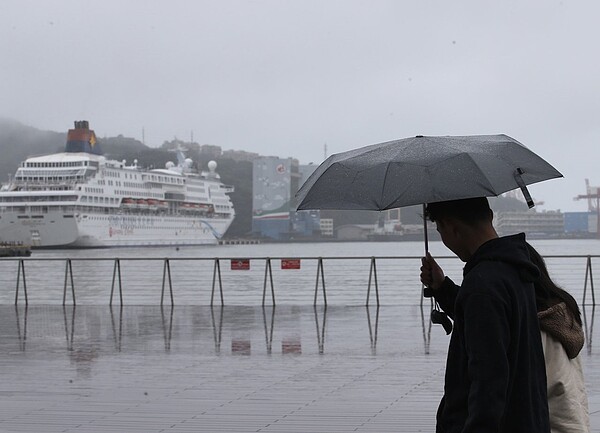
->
[296, 134, 562, 212]
[295, 134, 562, 331]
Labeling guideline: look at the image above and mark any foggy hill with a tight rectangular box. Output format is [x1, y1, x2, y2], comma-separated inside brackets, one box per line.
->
[0, 118, 66, 184]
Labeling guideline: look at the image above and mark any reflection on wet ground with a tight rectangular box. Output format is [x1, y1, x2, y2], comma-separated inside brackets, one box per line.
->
[1, 305, 598, 432]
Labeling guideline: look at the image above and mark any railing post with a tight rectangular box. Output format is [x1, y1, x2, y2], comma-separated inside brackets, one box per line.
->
[211, 258, 224, 306]
[211, 305, 223, 354]
[110, 259, 123, 306]
[14, 259, 28, 306]
[366, 305, 379, 355]
[314, 305, 327, 354]
[63, 305, 75, 351]
[582, 304, 594, 355]
[583, 255, 596, 306]
[262, 258, 276, 306]
[161, 304, 174, 351]
[62, 258, 76, 306]
[262, 305, 275, 354]
[366, 257, 380, 307]
[15, 305, 28, 351]
[161, 259, 174, 306]
[420, 302, 432, 355]
[109, 305, 123, 352]
[313, 257, 327, 306]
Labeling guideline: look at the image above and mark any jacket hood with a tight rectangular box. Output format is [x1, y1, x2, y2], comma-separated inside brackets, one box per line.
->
[464, 233, 540, 283]
[538, 302, 585, 359]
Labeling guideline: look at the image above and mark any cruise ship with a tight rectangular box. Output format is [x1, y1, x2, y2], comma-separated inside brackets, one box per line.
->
[0, 121, 235, 247]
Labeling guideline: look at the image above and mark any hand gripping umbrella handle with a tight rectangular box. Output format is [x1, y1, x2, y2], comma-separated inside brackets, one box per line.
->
[514, 168, 534, 209]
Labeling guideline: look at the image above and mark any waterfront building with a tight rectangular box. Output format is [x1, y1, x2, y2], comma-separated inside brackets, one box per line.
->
[320, 218, 334, 237]
[252, 157, 300, 240]
[252, 159, 322, 240]
[495, 210, 564, 238]
[564, 211, 597, 236]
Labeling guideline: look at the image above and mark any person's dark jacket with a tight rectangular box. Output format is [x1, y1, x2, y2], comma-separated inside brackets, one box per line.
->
[433, 233, 550, 433]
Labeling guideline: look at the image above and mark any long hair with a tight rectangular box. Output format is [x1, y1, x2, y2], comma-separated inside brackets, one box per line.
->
[527, 243, 582, 326]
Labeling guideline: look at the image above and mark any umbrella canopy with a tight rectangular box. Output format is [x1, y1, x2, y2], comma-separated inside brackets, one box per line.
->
[295, 134, 562, 211]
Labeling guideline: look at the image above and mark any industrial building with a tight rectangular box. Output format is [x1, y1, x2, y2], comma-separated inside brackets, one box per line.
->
[494, 210, 565, 238]
[252, 158, 320, 240]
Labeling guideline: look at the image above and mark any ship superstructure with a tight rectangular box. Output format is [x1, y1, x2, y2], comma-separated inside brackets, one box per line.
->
[0, 121, 235, 247]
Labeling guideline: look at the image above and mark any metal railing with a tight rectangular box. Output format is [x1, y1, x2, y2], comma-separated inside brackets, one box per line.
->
[2, 254, 597, 307]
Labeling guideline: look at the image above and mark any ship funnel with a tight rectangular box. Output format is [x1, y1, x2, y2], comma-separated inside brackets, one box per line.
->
[74, 120, 89, 130]
[66, 120, 102, 155]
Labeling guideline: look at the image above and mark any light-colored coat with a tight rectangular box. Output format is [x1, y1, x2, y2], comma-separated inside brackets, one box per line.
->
[539, 302, 590, 433]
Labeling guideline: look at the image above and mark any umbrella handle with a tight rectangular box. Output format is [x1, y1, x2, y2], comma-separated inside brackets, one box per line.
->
[514, 168, 535, 208]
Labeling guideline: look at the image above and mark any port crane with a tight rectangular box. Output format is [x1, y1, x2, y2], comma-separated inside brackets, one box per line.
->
[574, 179, 600, 237]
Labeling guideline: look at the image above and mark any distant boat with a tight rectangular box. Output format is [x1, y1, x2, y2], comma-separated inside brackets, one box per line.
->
[0, 121, 236, 248]
[0, 242, 31, 257]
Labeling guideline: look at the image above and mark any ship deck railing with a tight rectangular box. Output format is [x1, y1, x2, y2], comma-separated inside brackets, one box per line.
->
[0, 254, 596, 308]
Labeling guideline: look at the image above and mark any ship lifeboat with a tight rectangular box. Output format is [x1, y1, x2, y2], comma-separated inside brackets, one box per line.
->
[196, 203, 211, 214]
[122, 198, 136, 208]
[181, 203, 193, 212]
[137, 199, 148, 209]
[147, 199, 159, 211]
[158, 200, 169, 210]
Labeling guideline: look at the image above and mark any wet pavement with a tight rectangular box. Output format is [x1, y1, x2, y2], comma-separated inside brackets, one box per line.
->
[0, 305, 598, 432]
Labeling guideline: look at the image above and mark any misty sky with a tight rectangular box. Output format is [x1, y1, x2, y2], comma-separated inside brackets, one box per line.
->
[1, 0, 599, 212]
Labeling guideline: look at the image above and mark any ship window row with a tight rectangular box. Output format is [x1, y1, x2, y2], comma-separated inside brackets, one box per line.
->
[114, 190, 163, 199]
[16, 175, 86, 182]
[104, 171, 145, 181]
[0, 195, 77, 202]
[24, 161, 89, 168]
[123, 181, 148, 189]
[84, 187, 104, 194]
[105, 170, 124, 178]
[85, 215, 209, 229]
[1, 205, 75, 213]
[144, 175, 184, 184]
[81, 196, 119, 204]
[18, 168, 86, 176]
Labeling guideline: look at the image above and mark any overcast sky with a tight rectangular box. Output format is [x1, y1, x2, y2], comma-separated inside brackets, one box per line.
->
[1, 0, 599, 212]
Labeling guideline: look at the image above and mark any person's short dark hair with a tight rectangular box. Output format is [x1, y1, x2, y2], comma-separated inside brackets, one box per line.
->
[425, 197, 492, 226]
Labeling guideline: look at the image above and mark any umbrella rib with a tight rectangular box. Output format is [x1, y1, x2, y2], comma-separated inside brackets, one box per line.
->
[379, 161, 393, 209]
[455, 153, 501, 195]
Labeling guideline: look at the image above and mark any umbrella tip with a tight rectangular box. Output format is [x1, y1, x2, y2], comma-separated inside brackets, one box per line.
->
[416, 135, 424, 138]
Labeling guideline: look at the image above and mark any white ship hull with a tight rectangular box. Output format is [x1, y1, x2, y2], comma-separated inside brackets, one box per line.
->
[0, 209, 232, 247]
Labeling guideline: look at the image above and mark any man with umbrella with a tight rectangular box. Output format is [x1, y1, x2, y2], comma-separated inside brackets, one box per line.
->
[421, 197, 550, 432]
[296, 134, 562, 431]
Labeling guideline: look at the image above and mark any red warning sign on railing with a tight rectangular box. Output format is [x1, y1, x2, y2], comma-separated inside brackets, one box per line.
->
[281, 259, 301, 270]
[231, 259, 250, 270]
